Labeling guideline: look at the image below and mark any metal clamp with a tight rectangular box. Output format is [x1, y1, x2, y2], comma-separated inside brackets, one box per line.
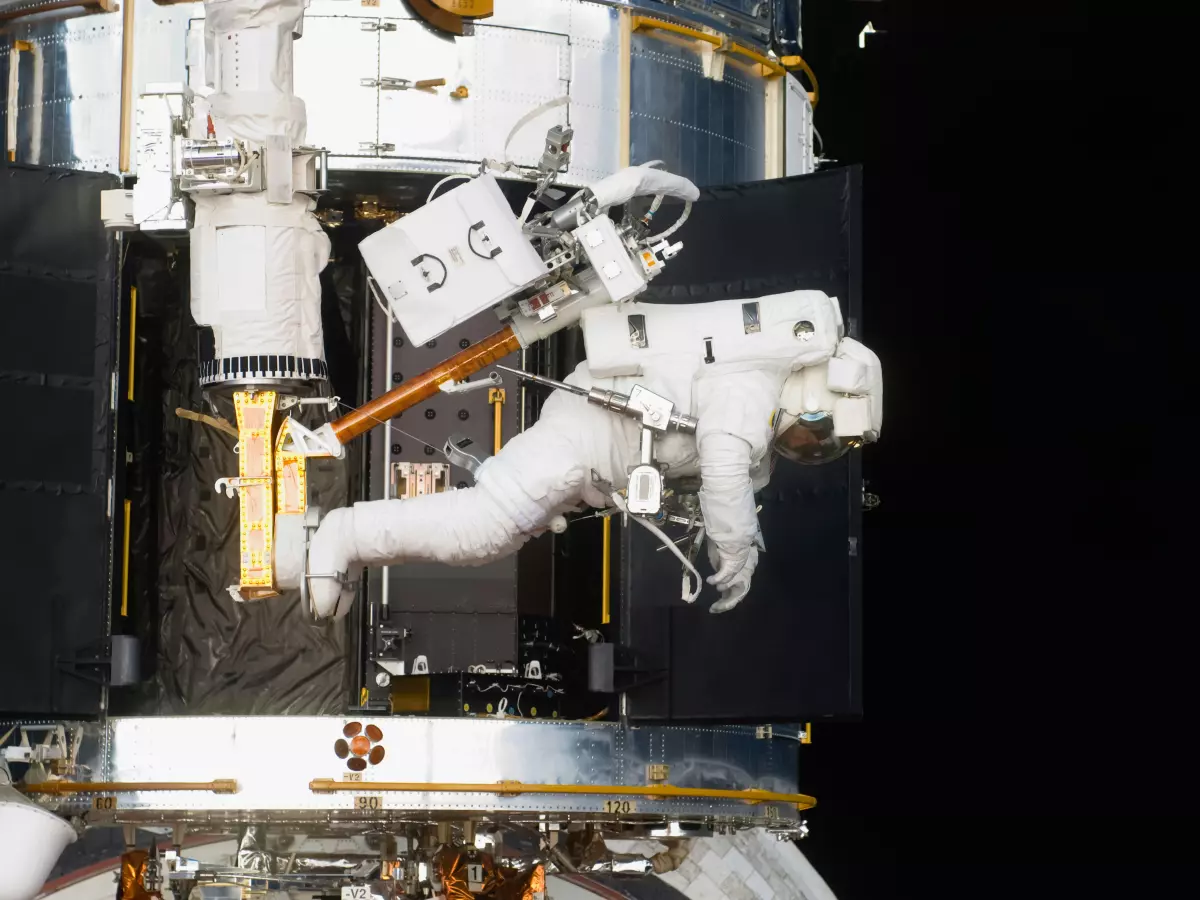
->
[439, 371, 501, 394]
[214, 476, 269, 499]
[362, 77, 446, 92]
[281, 418, 345, 459]
[443, 433, 491, 477]
[278, 395, 341, 412]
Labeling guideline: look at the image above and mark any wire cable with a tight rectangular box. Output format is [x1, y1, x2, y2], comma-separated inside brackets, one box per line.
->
[641, 199, 691, 244]
[367, 275, 395, 323]
[426, 174, 472, 205]
[610, 491, 702, 601]
[334, 400, 442, 457]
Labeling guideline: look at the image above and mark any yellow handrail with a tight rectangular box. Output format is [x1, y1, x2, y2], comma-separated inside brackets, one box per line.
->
[310, 778, 816, 809]
[631, 15, 722, 48]
[22, 780, 239, 795]
[601, 516, 612, 624]
[629, 14, 819, 106]
[780, 54, 821, 107]
[120, 499, 131, 617]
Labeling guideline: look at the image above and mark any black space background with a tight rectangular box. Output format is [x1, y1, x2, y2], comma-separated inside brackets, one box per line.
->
[789, 1, 1192, 897]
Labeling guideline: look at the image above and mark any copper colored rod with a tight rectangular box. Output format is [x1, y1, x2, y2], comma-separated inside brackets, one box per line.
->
[330, 325, 521, 445]
[308, 778, 817, 809]
[22, 779, 238, 795]
[118, 0, 135, 172]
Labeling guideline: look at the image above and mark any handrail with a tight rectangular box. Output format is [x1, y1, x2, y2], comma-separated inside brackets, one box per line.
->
[310, 778, 816, 809]
[22, 779, 239, 795]
[629, 13, 819, 106]
[630, 14, 722, 48]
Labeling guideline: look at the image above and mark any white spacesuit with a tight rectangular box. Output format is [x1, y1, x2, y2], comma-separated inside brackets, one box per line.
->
[307, 292, 882, 619]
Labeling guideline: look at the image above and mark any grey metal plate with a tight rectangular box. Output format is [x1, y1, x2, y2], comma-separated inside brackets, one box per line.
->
[784, 72, 814, 176]
[373, 297, 521, 672]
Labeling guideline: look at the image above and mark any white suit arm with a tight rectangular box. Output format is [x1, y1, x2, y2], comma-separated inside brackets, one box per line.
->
[694, 368, 782, 596]
[588, 165, 700, 211]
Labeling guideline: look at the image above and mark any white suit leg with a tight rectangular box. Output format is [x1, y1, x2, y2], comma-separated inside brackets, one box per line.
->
[307, 427, 590, 618]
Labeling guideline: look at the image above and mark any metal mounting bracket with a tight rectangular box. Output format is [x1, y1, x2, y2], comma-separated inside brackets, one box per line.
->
[281, 418, 345, 459]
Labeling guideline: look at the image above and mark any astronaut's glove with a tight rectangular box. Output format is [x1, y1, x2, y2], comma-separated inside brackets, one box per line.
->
[707, 538, 752, 591]
[706, 541, 757, 614]
[697, 427, 760, 595]
[589, 164, 700, 211]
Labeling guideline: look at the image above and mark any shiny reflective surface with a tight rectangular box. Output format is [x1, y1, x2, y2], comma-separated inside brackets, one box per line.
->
[292, 15, 380, 155]
[2, 0, 793, 183]
[0, 4, 199, 171]
[82, 716, 803, 828]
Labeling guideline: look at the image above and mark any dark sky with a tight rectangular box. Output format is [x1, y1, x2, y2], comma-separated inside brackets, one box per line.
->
[790, 1, 1191, 897]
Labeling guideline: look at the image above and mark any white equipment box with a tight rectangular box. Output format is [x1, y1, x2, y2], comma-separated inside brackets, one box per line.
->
[358, 175, 549, 345]
[575, 214, 647, 305]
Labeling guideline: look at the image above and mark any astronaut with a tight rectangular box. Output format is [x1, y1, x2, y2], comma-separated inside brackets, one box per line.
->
[305, 291, 882, 619]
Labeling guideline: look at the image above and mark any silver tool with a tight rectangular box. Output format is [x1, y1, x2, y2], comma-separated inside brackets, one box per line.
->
[496, 366, 697, 516]
[443, 433, 491, 478]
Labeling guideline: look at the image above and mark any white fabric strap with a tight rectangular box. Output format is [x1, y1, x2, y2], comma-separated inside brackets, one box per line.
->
[503, 95, 569, 165]
[611, 492, 703, 603]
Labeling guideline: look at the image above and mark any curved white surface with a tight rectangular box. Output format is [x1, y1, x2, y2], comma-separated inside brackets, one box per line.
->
[0, 796, 77, 900]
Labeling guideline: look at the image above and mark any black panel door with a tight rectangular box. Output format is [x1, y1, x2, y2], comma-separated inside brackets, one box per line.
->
[622, 167, 864, 722]
[0, 163, 119, 716]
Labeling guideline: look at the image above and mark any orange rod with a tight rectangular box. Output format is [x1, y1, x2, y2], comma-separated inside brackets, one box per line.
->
[330, 325, 521, 445]
[120, 499, 131, 617]
[22, 779, 238, 795]
[309, 778, 816, 809]
[491, 391, 504, 454]
[601, 516, 612, 624]
[780, 54, 821, 107]
[118, 0, 135, 172]
[631, 15, 723, 48]
[728, 42, 785, 77]
[127, 286, 136, 401]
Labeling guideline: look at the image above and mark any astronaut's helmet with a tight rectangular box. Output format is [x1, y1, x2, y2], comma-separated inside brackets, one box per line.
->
[772, 362, 876, 465]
